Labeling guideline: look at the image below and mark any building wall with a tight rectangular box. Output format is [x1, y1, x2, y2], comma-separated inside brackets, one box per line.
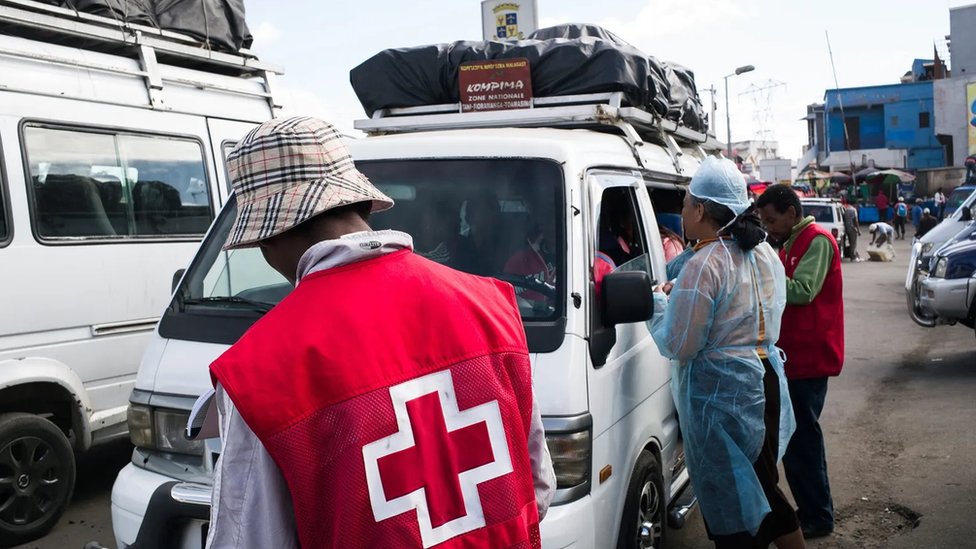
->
[934, 73, 976, 166]
[825, 81, 943, 169]
[950, 5, 976, 77]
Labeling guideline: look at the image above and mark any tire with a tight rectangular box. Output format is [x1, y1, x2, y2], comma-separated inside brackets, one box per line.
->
[617, 450, 666, 549]
[0, 413, 76, 547]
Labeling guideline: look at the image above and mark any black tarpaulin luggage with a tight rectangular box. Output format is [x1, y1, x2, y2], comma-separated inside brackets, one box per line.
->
[350, 25, 672, 120]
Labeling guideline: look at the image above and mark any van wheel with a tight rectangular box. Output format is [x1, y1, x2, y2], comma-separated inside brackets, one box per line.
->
[0, 413, 75, 546]
[617, 450, 666, 549]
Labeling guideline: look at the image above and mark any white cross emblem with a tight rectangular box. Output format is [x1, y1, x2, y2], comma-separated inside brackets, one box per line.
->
[362, 370, 513, 548]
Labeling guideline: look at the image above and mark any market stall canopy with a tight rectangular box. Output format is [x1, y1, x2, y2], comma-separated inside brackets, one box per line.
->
[795, 169, 845, 190]
[867, 169, 916, 183]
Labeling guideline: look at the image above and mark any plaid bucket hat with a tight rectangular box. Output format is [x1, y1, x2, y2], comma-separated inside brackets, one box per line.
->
[223, 116, 393, 250]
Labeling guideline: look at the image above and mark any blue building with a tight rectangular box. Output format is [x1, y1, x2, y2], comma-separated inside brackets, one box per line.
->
[820, 75, 946, 171]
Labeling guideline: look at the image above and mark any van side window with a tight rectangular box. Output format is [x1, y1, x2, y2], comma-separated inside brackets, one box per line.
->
[23, 126, 212, 240]
[0, 181, 8, 244]
[222, 141, 237, 194]
[595, 187, 652, 282]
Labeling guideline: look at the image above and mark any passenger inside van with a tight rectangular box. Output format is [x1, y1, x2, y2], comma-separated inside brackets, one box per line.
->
[599, 189, 643, 266]
[415, 194, 461, 265]
[455, 189, 504, 276]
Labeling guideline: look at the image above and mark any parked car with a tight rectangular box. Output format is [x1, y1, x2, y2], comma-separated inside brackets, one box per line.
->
[945, 184, 976, 217]
[0, 3, 277, 545]
[906, 193, 976, 326]
[800, 198, 846, 247]
[110, 92, 705, 549]
[918, 236, 976, 336]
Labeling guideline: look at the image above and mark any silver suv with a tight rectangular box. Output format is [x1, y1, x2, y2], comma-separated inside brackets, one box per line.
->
[906, 190, 976, 327]
[917, 236, 976, 336]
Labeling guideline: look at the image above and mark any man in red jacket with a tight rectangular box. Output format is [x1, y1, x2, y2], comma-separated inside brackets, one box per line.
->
[202, 116, 555, 549]
[757, 185, 844, 540]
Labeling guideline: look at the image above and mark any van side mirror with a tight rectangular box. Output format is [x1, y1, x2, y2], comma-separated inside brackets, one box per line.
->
[962, 206, 974, 222]
[602, 271, 654, 326]
[172, 268, 186, 293]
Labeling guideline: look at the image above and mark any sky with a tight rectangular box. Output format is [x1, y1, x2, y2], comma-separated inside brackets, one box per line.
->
[244, 0, 971, 161]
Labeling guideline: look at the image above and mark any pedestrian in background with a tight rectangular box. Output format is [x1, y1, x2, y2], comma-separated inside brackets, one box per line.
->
[868, 222, 895, 248]
[650, 161, 804, 549]
[198, 116, 555, 549]
[893, 197, 908, 240]
[841, 199, 861, 262]
[911, 199, 923, 237]
[917, 208, 939, 238]
[934, 187, 947, 220]
[757, 185, 844, 540]
[874, 192, 889, 223]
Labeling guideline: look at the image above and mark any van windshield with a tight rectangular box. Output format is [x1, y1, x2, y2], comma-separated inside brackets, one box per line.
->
[169, 158, 565, 331]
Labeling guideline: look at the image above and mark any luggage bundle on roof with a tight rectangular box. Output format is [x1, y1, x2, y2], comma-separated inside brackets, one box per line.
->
[350, 23, 709, 136]
[14, 0, 251, 52]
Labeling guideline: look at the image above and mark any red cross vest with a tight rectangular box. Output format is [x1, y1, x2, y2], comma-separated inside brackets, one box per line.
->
[778, 222, 845, 380]
[211, 250, 541, 549]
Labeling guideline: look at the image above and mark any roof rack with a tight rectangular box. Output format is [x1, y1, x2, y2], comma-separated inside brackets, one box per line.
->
[354, 92, 711, 172]
[0, 0, 282, 111]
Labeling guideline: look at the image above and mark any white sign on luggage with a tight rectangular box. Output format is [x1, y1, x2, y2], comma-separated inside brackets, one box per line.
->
[481, 0, 538, 41]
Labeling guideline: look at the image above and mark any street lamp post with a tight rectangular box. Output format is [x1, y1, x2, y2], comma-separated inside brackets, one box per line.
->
[724, 64, 755, 159]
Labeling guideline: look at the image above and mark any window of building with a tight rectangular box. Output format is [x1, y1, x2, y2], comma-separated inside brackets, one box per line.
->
[843, 117, 861, 150]
[23, 125, 212, 241]
[919, 112, 931, 128]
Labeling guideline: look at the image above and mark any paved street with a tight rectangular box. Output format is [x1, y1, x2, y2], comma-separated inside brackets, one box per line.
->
[16, 235, 976, 549]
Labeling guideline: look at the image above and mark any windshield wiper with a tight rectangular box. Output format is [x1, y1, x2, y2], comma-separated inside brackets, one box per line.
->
[181, 296, 275, 314]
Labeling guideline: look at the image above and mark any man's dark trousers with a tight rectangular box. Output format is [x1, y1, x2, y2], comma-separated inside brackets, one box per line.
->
[783, 377, 834, 531]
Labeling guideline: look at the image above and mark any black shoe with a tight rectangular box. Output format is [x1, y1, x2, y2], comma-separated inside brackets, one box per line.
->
[801, 525, 834, 539]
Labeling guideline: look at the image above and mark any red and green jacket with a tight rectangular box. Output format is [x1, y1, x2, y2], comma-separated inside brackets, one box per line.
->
[778, 217, 845, 379]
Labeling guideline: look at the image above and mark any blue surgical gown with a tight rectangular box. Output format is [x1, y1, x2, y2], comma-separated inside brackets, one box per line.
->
[648, 239, 796, 536]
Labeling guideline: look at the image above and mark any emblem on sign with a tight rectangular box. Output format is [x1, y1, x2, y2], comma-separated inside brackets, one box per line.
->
[492, 2, 523, 39]
[362, 370, 513, 548]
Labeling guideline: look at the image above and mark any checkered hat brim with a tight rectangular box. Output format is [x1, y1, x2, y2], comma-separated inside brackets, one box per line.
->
[223, 116, 393, 250]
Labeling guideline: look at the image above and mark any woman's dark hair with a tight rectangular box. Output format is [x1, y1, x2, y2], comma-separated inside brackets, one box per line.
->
[691, 195, 766, 251]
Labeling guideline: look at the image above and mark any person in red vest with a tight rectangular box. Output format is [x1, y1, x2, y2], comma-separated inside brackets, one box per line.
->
[757, 185, 844, 540]
[198, 116, 555, 549]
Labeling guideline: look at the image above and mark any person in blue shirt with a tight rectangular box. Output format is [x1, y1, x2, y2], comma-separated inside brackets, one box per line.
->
[648, 159, 803, 549]
[911, 199, 924, 237]
[893, 197, 908, 240]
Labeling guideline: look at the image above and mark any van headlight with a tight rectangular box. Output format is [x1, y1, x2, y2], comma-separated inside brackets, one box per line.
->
[546, 430, 591, 488]
[127, 404, 205, 456]
[127, 404, 154, 449]
[921, 242, 935, 255]
[933, 257, 948, 278]
[543, 413, 593, 505]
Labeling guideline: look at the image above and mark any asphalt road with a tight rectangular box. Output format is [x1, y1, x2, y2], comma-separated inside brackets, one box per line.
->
[15, 235, 976, 549]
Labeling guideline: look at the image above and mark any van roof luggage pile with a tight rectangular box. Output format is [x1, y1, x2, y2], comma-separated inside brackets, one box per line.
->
[9, 0, 252, 53]
[349, 24, 716, 176]
[0, 0, 281, 114]
[350, 23, 710, 137]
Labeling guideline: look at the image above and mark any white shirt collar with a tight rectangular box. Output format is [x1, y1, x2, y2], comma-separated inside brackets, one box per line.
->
[295, 230, 414, 284]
